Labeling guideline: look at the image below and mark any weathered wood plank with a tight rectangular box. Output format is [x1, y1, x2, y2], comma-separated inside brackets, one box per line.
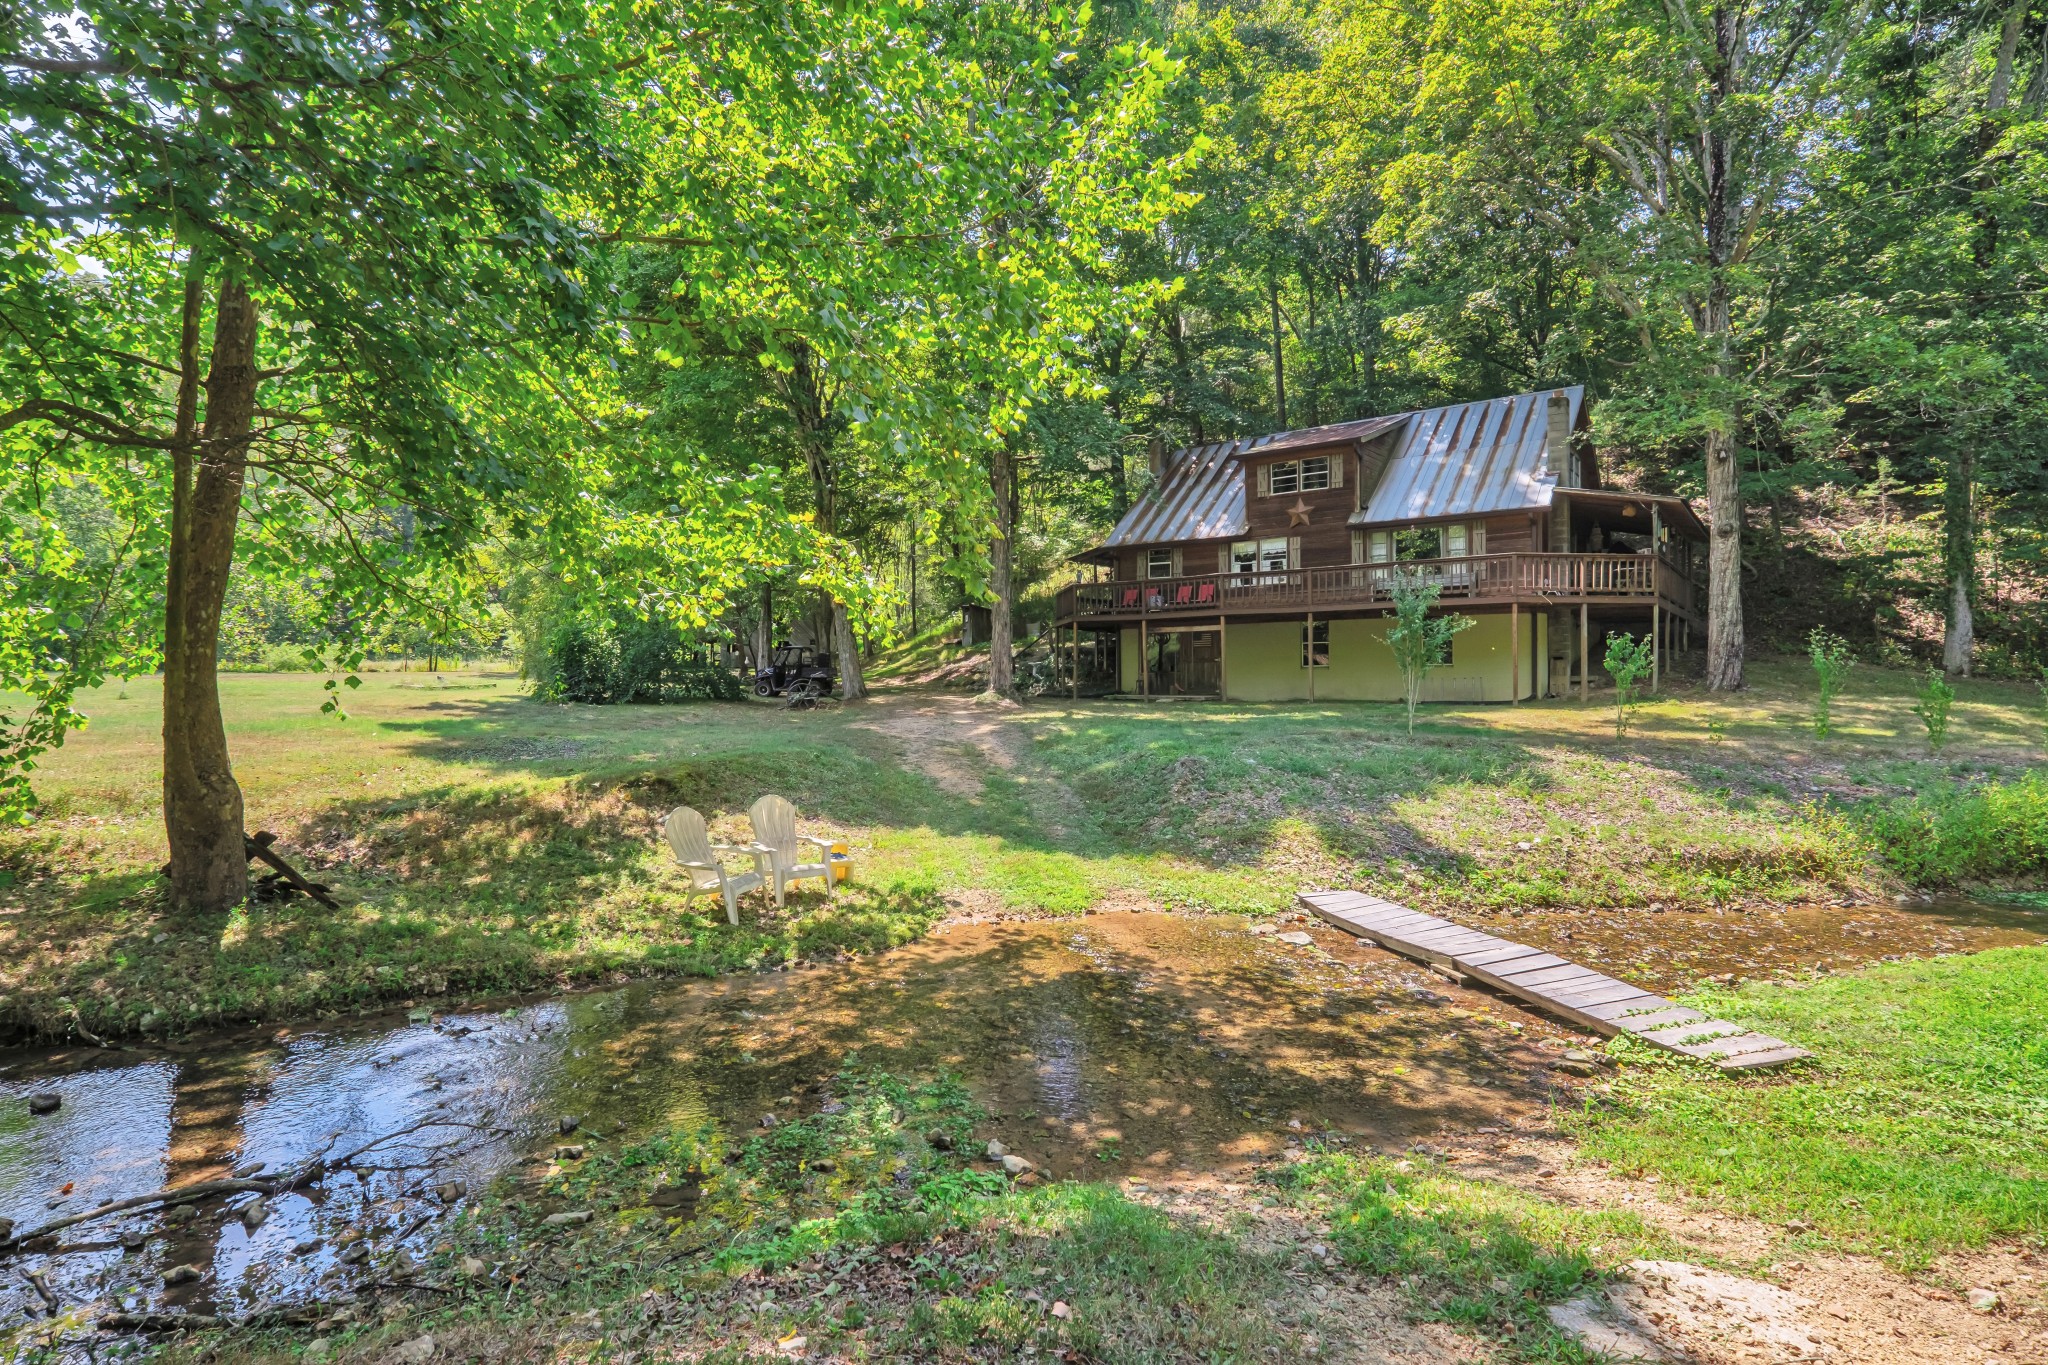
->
[1294, 889, 1809, 1069]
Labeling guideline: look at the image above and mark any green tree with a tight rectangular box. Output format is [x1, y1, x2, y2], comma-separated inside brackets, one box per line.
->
[1605, 632, 1657, 739]
[1808, 628, 1854, 738]
[1381, 572, 1473, 734]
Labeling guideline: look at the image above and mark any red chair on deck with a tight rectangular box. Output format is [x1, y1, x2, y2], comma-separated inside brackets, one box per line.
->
[1117, 586, 1141, 610]
[1193, 582, 1217, 606]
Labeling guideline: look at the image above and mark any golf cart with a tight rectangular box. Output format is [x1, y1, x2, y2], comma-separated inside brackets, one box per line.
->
[754, 645, 835, 700]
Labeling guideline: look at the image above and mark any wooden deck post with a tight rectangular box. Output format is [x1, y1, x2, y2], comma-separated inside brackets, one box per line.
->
[1509, 602, 1520, 705]
[1305, 611, 1316, 703]
[1219, 614, 1230, 702]
[1651, 601, 1661, 693]
[1139, 616, 1148, 698]
[1579, 601, 1589, 703]
[1071, 621, 1079, 701]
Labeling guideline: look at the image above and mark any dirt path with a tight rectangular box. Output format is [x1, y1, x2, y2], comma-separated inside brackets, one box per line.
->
[1417, 1122, 2048, 1364]
[851, 693, 1092, 847]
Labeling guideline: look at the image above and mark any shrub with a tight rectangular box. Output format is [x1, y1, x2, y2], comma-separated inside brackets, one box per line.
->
[1807, 627, 1854, 738]
[1856, 772, 2048, 886]
[1603, 631, 1656, 738]
[1913, 669, 1955, 752]
[1381, 572, 1474, 735]
[541, 616, 744, 704]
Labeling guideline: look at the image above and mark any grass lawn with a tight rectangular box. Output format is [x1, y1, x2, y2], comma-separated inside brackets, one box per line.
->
[1, 658, 2043, 1039]
[1574, 944, 2048, 1267]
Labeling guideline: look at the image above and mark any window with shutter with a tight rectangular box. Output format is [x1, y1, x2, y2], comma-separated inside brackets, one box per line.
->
[1299, 456, 1330, 491]
[1471, 522, 1486, 555]
[1330, 455, 1344, 489]
[1146, 548, 1175, 579]
[1218, 544, 1231, 573]
[1287, 535, 1301, 568]
[1444, 523, 1469, 557]
[1257, 464, 1271, 497]
[1368, 531, 1393, 563]
[1351, 530, 1365, 563]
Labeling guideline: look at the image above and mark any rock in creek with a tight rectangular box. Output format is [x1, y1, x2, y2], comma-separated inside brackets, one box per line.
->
[553, 1144, 585, 1160]
[544, 1210, 593, 1227]
[120, 1231, 145, 1251]
[926, 1130, 954, 1151]
[338, 1243, 370, 1265]
[241, 1197, 269, 1230]
[651, 1180, 700, 1210]
[1000, 1154, 1035, 1177]
[391, 1333, 437, 1364]
[558, 1115, 580, 1135]
[458, 1256, 488, 1279]
[984, 1140, 1007, 1160]
[162, 1264, 203, 1286]
[26, 1094, 60, 1116]
[435, 1180, 467, 1202]
[292, 1239, 322, 1256]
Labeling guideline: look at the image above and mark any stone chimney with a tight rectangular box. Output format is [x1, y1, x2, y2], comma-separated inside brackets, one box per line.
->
[1545, 390, 1573, 484]
[1148, 435, 1166, 478]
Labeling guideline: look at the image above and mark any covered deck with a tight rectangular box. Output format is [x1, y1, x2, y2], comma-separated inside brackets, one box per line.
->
[1052, 551, 1702, 627]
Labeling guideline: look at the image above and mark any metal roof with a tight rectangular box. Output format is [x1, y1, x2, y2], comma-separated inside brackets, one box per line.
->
[1354, 387, 1581, 526]
[1095, 386, 1585, 551]
[1097, 441, 1248, 548]
[1097, 414, 1409, 550]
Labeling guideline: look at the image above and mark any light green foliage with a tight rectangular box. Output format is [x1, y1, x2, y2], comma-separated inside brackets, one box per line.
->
[1578, 947, 2048, 1266]
[1381, 572, 1475, 734]
[1855, 772, 2048, 887]
[1914, 669, 1957, 752]
[1603, 633, 1656, 738]
[1807, 628, 1855, 738]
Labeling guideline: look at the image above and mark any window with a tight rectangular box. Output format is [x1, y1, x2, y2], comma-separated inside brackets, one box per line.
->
[1302, 619, 1330, 668]
[1147, 548, 1176, 579]
[1262, 455, 1332, 497]
[1366, 530, 1393, 563]
[1443, 522, 1468, 558]
[1230, 537, 1293, 576]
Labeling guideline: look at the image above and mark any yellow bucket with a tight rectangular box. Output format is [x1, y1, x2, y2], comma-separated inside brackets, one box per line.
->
[830, 839, 851, 883]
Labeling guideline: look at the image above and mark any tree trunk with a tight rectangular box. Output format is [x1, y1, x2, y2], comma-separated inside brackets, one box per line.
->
[983, 442, 1020, 701]
[163, 272, 256, 912]
[1699, 5, 1746, 692]
[1942, 446, 1976, 676]
[1269, 272, 1287, 429]
[786, 346, 866, 702]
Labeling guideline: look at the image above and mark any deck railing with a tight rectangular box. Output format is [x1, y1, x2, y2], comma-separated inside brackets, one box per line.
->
[1055, 552, 1700, 623]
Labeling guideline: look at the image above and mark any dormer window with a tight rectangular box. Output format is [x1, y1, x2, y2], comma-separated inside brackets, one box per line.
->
[1253, 450, 1344, 498]
[1264, 455, 1331, 496]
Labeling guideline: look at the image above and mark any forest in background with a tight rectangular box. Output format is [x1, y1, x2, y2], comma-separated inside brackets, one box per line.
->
[179, 0, 2048, 686]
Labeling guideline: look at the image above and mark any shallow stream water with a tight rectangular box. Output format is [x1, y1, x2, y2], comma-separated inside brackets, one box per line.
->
[0, 900, 2040, 1330]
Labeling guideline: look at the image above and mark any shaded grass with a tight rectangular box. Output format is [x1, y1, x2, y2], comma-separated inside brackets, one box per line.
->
[1571, 945, 2048, 1267]
[3, 659, 2044, 1039]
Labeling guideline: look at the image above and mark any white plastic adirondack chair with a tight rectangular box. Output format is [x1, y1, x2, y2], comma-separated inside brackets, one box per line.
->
[746, 794, 848, 906]
[663, 806, 767, 925]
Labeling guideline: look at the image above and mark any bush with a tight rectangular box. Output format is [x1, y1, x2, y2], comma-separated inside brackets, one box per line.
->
[1808, 627, 1853, 738]
[1856, 772, 2048, 886]
[541, 617, 745, 704]
[1913, 670, 1955, 752]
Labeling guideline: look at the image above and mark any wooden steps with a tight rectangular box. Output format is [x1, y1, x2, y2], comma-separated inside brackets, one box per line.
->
[1298, 890, 1811, 1071]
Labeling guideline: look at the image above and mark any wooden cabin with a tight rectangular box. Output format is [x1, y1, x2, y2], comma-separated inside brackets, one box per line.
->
[1055, 386, 1707, 702]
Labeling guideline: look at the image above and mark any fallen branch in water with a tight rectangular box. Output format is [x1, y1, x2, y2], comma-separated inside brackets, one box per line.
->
[2, 1117, 494, 1255]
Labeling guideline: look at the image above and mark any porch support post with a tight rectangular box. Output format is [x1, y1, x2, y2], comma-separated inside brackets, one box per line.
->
[1305, 611, 1316, 702]
[1139, 616, 1148, 698]
[1580, 601, 1589, 703]
[1510, 602, 1520, 705]
[1219, 615, 1230, 702]
[1652, 601, 1661, 693]
[1071, 621, 1079, 701]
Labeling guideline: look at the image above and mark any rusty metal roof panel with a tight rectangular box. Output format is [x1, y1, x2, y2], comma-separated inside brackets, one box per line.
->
[1099, 440, 1249, 548]
[1233, 413, 1408, 458]
[1355, 387, 1581, 525]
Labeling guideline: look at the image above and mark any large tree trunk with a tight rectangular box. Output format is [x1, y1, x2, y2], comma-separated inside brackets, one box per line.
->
[983, 442, 1020, 701]
[163, 273, 256, 912]
[785, 345, 866, 701]
[1942, 446, 1976, 676]
[1699, 6, 1746, 692]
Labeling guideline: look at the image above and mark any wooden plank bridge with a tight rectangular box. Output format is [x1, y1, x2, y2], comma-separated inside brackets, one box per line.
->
[1298, 890, 1810, 1071]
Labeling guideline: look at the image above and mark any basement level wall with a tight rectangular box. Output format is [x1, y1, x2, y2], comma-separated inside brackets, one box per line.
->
[1115, 610, 1543, 703]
